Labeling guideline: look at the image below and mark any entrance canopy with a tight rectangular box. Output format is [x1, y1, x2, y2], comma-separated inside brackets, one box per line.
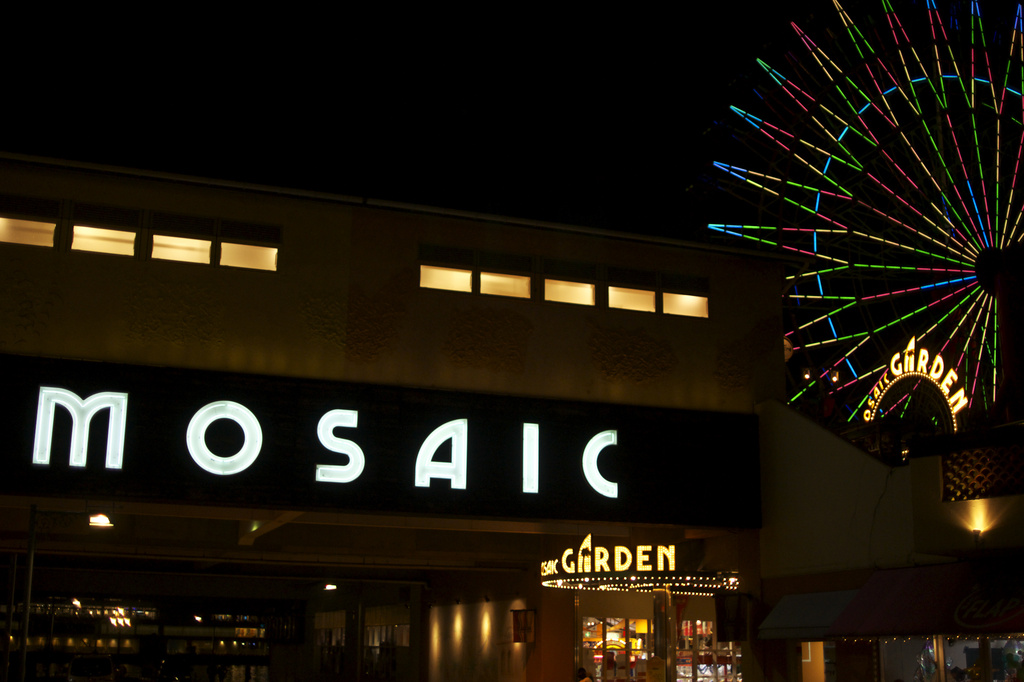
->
[758, 591, 858, 640]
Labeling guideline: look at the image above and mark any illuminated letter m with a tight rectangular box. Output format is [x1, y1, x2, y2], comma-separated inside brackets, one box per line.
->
[32, 387, 129, 469]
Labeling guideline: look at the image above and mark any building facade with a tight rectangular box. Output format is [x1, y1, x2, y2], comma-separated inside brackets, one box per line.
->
[0, 155, 785, 681]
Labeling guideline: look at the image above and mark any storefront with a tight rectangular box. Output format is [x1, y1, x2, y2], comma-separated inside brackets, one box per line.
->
[1, 351, 761, 681]
[831, 561, 1024, 681]
[541, 535, 746, 682]
[757, 560, 1024, 682]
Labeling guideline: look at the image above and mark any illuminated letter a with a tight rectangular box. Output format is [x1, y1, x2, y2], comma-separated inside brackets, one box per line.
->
[33, 387, 129, 469]
[414, 419, 468, 489]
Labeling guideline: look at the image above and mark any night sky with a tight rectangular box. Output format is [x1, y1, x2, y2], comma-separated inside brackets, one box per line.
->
[2, 3, 823, 239]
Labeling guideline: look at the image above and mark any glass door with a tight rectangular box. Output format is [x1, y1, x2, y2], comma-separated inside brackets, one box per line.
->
[582, 615, 651, 681]
[676, 619, 741, 681]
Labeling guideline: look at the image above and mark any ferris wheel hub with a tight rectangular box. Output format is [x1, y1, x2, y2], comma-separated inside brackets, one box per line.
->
[974, 248, 1003, 296]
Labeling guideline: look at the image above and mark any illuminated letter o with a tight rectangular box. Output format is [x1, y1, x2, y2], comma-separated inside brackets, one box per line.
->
[187, 401, 263, 476]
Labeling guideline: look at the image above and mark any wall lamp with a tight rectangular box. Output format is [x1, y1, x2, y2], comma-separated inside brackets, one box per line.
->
[89, 513, 113, 528]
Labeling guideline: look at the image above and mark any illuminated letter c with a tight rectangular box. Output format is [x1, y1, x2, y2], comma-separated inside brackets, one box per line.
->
[582, 430, 618, 498]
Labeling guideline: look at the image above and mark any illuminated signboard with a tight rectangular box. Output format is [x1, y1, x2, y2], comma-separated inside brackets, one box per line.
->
[540, 534, 740, 594]
[0, 354, 760, 527]
[863, 336, 968, 431]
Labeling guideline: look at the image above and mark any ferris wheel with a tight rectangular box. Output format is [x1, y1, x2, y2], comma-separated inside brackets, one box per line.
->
[710, 0, 1024, 434]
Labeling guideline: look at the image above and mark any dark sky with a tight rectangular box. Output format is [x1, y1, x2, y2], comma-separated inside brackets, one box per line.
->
[2, 5, 819, 239]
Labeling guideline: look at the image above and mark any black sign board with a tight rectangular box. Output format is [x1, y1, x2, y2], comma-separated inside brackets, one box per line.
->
[0, 354, 760, 527]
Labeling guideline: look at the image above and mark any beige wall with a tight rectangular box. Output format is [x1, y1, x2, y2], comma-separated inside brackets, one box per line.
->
[428, 598, 535, 682]
[0, 158, 784, 414]
[757, 400, 915, 578]
[911, 455, 1024, 556]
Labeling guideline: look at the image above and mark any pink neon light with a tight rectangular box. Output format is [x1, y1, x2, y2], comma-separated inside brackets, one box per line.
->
[1010, 128, 1024, 245]
[879, 150, 923, 193]
[859, 278, 973, 302]
[759, 127, 792, 153]
[761, 118, 797, 140]
[939, 113, 987, 248]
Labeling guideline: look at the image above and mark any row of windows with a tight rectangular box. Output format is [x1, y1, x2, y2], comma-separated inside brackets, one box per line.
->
[0, 196, 280, 272]
[419, 260, 709, 318]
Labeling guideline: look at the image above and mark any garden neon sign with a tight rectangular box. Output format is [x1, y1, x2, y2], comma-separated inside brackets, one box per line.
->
[863, 336, 968, 429]
[539, 533, 739, 594]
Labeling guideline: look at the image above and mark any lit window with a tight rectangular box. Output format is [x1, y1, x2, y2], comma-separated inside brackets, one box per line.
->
[664, 293, 708, 318]
[72, 226, 135, 256]
[220, 242, 278, 271]
[544, 279, 595, 306]
[152, 235, 211, 264]
[480, 272, 530, 298]
[0, 217, 56, 247]
[609, 286, 655, 312]
[420, 265, 472, 292]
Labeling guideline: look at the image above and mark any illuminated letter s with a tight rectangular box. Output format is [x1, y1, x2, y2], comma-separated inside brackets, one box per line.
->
[582, 430, 618, 498]
[316, 410, 366, 483]
[414, 419, 468, 489]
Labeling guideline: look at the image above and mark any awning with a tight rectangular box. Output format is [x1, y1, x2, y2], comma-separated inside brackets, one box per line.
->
[759, 590, 859, 640]
[828, 561, 1024, 637]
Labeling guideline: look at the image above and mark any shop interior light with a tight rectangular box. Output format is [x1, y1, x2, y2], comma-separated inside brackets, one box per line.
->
[89, 513, 112, 528]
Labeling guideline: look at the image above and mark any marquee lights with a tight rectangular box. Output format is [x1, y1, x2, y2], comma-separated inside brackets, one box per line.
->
[541, 573, 740, 595]
[29, 387, 620, 496]
[539, 534, 739, 594]
[863, 337, 968, 429]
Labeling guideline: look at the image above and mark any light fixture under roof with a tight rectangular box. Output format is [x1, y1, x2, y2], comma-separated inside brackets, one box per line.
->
[89, 513, 112, 528]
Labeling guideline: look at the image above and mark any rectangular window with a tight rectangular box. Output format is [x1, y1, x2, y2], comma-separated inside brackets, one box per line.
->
[220, 242, 278, 271]
[609, 286, 656, 312]
[72, 226, 135, 256]
[420, 265, 472, 292]
[480, 272, 531, 298]
[315, 610, 346, 674]
[0, 217, 56, 247]
[152, 235, 211, 264]
[544, 279, 595, 306]
[664, 293, 709, 318]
